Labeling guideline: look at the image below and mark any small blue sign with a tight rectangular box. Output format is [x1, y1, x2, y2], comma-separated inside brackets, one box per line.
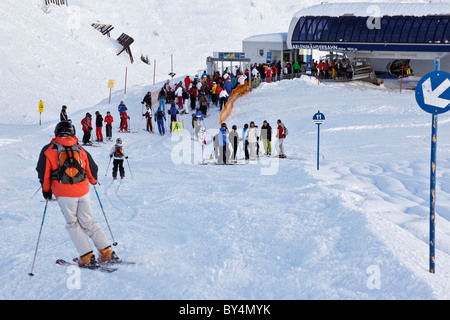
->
[313, 111, 325, 124]
[415, 71, 450, 115]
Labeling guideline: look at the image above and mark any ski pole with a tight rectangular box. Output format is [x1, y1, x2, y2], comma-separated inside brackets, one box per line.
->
[126, 158, 134, 179]
[105, 157, 112, 176]
[93, 185, 118, 246]
[31, 186, 42, 199]
[29, 199, 49, 277]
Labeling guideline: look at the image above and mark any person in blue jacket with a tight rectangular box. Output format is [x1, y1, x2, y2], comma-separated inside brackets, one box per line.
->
[154, 107, 166, 136]
[168, 105, 179, 132]
[223, 79, 233, 102]
[218, 123, 228, 165]
[118, 101, 127, 129]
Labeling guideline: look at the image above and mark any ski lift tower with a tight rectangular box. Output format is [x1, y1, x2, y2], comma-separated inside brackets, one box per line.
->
[206, 52, 251, 76]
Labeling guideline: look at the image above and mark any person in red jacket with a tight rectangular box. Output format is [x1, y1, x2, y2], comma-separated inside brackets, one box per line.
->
[36, 121, 117, 266]
[104, 111, 114, 141]
[265, 67, 272, 83]
[120, 109, 130, 132]
[81, 113, 92, 145]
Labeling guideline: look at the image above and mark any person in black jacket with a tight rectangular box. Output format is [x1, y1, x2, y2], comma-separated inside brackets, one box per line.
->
[141, 92, 152, 107]
[260, 120, 272, 156]
[60, 105, 68, 121]
[95, 111, 103, 142]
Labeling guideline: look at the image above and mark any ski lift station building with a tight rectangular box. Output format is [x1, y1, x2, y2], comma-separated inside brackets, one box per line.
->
[243, 2, 450, 77]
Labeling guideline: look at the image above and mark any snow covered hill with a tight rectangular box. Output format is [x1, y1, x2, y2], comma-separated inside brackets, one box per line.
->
[1, 0, 450, 300]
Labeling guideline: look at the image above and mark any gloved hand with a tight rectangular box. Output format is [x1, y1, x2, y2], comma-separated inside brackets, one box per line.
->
[125, 156, 128, 159]
[42, 189, 52, 200]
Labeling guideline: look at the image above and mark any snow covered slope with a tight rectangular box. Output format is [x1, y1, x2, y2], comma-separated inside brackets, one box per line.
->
[1, 0, 450, 300]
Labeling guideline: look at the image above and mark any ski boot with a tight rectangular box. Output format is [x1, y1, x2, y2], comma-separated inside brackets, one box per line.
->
[98, 246, 120, 263]
[77, 251, 97, 268]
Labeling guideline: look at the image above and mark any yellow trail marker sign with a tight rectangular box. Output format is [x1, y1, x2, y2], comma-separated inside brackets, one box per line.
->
[171, 121, 184, 134]
[38, 100, 44, 113]
[107, 79, 115, 89]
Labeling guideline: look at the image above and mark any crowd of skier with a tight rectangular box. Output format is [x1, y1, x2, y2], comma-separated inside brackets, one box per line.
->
[34, 65, 291, 271]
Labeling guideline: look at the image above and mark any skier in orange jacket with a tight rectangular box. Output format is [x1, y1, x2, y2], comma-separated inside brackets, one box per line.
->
[36, 121, 118, 266]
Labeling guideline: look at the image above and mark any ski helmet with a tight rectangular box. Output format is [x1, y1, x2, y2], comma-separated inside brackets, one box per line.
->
[116, 138, 122, 144]
[54, 121, 76, 137]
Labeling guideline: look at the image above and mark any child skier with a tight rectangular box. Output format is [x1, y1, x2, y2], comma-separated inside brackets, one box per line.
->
[120, 109, 130, 132]
[36, 121, 118, 267]
[109, 138, 128, 179]
[104, 112, 114, 141]
[143, 104, 153, 133]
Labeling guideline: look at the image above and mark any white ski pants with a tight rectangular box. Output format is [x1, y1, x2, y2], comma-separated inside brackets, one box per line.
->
[277, 138, 285, 156]
[57, 194, 110, 257]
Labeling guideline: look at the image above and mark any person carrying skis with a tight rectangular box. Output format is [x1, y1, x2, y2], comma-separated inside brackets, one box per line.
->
[155, 106, 166, 135]
[109, 138, 128, 180]
[143, 104, 153, 133]
[60, 105, 68, 121]
[104, 111, 114, 141]
[36, 121, 118, 267]
[245, 121, 259, 160]
[228, 125, 239, 162]
[95, 111, 103, 142]
[260, 120, 272, 156]
[276, 119, 288, 158]
[81, 113, 93, 145]
[120, 109, 130, 132]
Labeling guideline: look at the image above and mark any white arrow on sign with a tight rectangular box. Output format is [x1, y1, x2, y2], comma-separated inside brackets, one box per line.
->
[422, 78, 450, 109]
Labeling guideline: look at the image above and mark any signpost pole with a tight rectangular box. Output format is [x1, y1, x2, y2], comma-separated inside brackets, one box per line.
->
[414, 59, 450, 274]
[317, 123, 320, 170]
[429, 113, 437, 273]
[313, 111, 325, 171]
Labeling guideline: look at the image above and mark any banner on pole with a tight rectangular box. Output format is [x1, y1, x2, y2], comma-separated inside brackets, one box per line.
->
[219, 82, 251, 125]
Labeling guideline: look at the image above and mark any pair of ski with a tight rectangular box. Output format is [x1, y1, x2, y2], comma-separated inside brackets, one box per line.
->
[56, 258, 135, 273]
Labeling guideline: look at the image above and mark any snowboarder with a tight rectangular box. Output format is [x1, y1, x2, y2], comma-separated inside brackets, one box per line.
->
[36, 121, 117, 267]
[143, 104, 153, 133]
[81, 113, 93, 145]
[155, 106, 166, 135]
[60, 105, 68, 121]
[260, 120, 272, 155]
[229, 125, 239, 162]
[95, 111, 103, 142]
[109, 138, 128, 179]
[276, 119, 288, 158]
[104, 111, 114, 141]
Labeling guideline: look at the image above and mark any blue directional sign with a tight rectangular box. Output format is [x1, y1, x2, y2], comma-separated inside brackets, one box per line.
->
[415, 71, 450, 115]
[313, 111, 325, 170]
[313, 111, 325, 124]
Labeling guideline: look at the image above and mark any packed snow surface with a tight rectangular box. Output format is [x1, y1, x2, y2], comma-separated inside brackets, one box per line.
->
[1, 0, 450, 300]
